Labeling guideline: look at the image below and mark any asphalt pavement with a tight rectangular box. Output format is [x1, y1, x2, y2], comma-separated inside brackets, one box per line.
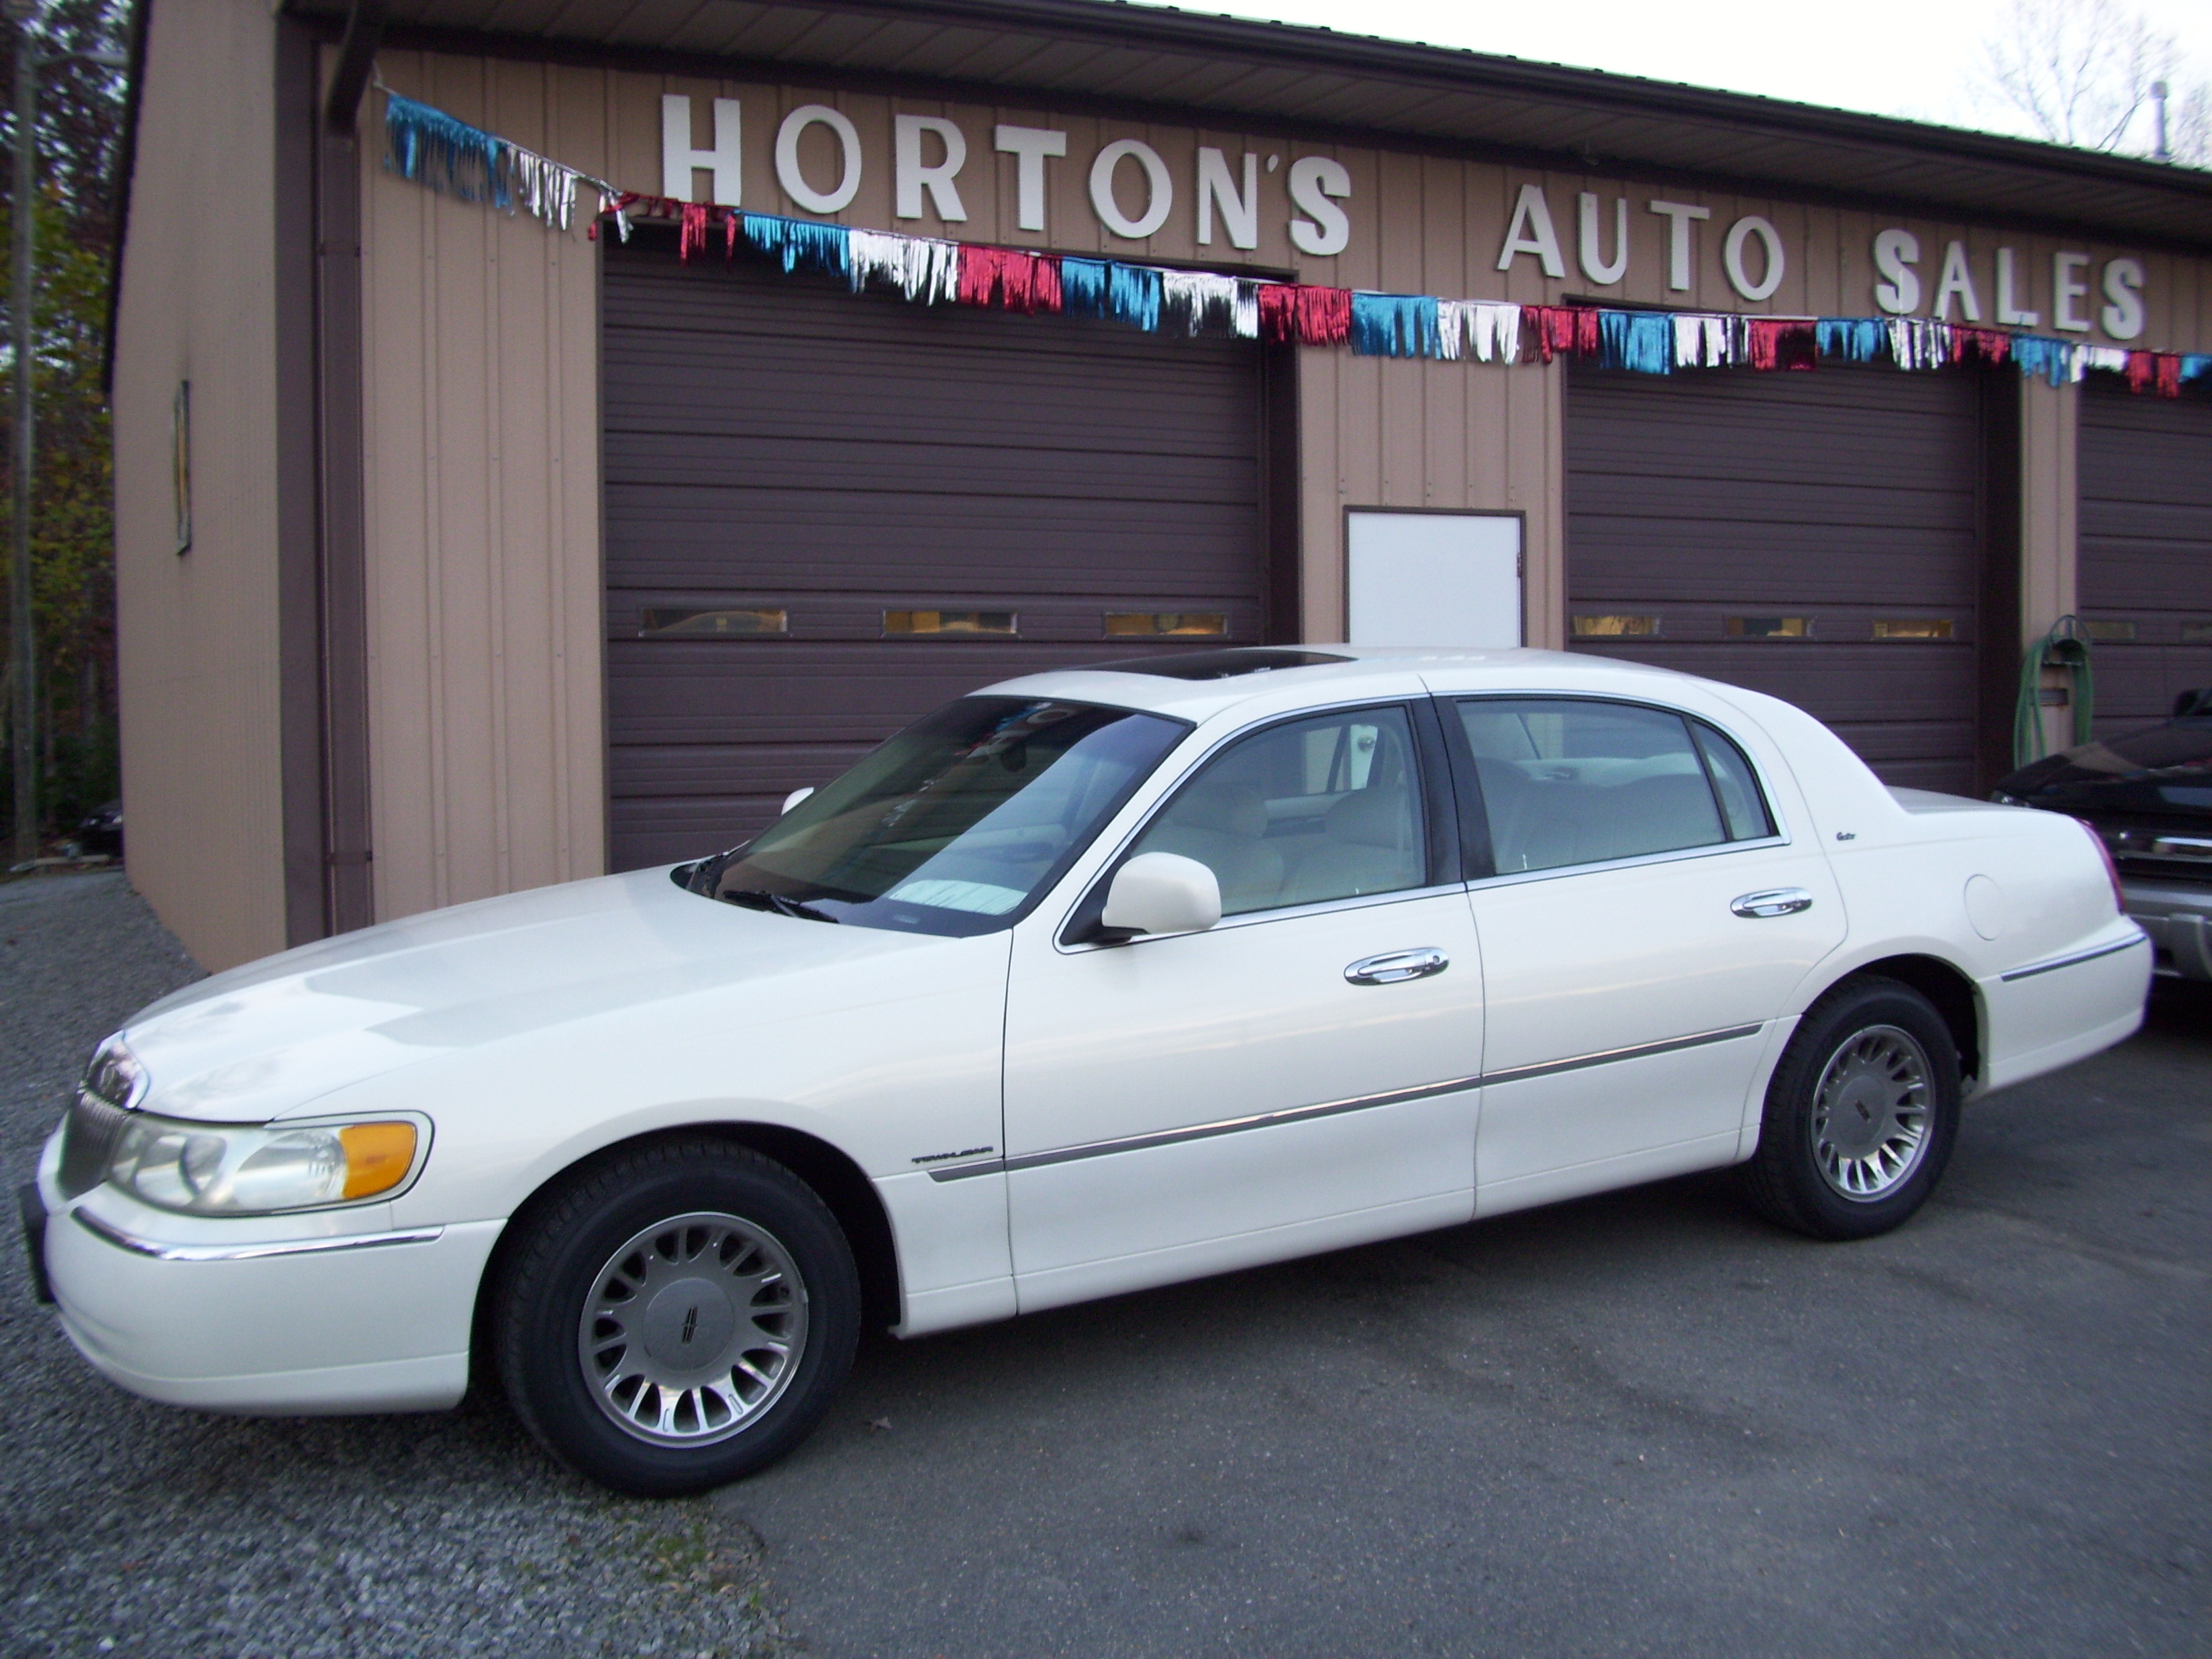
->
[3, 872, 2206, 1658]
[718, 976, 2210, 1658]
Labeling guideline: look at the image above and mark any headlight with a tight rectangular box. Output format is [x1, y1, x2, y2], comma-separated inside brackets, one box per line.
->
[83, 1034, 148, 1111]
[105, 1114, 424, 1215]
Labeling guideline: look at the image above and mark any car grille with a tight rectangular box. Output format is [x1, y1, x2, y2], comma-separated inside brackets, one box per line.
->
[58, 1090, 131, 1199]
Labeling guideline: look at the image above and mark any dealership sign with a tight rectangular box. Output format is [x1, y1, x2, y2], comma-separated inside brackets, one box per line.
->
[663, 96, 1352, 256]
[1491, 184, 2145, 340]
[666, 98, 2149, 343]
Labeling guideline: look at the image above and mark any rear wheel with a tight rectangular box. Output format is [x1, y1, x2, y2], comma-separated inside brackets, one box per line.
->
[491, 1138, 859, 1496]
[1741, 976, 1962, 1240]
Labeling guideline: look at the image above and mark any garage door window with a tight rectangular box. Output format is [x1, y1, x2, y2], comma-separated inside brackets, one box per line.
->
[1126, 706, 1428, 915]
[1455, 699, 1772, 874]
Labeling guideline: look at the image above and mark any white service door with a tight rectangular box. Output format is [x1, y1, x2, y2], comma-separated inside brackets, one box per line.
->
[1000, 702, 1484, 1313]
[1348, 511, 1523, 648]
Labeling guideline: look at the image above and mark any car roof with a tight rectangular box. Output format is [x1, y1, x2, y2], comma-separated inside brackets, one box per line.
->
[978, 646, 1711, 723]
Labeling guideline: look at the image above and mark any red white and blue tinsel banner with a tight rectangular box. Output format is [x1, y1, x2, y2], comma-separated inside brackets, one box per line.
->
[386, 91, 2212, 398]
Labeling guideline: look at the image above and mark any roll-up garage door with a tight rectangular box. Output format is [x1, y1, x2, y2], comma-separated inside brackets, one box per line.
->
[602, 232, 1281, 871]
[2078, 378, 2212, 738]
[1566, 362, 2009, 797]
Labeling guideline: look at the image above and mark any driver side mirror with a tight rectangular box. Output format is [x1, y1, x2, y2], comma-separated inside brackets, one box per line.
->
[1102, 852, 1222, 937]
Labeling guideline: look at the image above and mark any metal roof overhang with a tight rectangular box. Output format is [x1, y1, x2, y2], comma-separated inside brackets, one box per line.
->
[283, 0, 2212, 250]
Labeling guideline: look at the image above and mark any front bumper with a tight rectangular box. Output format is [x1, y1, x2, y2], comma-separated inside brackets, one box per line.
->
[2122, 879, 2212, 980]
[36, 1140, 503, 1415]
[18, 1182, 53, 1301]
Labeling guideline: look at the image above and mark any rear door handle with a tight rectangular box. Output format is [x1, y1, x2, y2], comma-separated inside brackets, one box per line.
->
[1345, 948, 1449, 985]
[1731, 888, 1813, 918]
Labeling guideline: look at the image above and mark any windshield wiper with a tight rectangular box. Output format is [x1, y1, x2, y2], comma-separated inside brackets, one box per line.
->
[719, 888, 840, 924]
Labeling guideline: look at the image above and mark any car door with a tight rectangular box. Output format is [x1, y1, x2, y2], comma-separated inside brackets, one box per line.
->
[1443, 695, 1846, 1216]
[1001, 701, 1486, 1314]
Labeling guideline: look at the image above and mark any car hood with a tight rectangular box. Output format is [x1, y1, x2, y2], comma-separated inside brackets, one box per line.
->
[2001, 769, 2212, 820]
[118, 868, 955, 1123]
[1997, 717, 2212, 818]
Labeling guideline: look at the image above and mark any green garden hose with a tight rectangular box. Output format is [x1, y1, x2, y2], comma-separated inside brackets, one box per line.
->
[2013, 615, 2093, 768]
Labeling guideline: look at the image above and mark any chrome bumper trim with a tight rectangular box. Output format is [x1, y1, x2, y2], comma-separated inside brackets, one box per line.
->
[1998, 932, 2148, 983]
[933, 1021, 1765, 1183]
[72, 1209, 446, 1262]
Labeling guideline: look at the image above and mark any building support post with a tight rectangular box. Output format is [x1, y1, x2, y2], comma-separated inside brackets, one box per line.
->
[314, 0, 383, 933]
[274, 21, 328, 942]
[9, 15, 37, 865]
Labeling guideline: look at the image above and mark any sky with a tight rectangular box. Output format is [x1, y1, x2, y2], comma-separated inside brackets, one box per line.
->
[1132, 0, 2212, 145]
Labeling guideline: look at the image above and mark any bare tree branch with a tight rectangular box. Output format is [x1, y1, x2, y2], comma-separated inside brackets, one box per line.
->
[1970, 0, 2186, 152]
[2171, 82, 2212, 166]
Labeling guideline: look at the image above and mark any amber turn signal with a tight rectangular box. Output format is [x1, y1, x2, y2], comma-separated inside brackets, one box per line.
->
[339, 1121, 419, 1199]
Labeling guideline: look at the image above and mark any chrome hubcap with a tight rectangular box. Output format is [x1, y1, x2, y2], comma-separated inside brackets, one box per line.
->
[1811, 1024, 1933, 1201]
[578, 1211, 807, 1446]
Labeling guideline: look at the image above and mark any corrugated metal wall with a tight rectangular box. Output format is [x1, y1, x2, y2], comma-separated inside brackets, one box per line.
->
[599, 234, 1274, 868]
[111, 0, 288, 970]
[1564, 361, 2001, 793]
[2078, 379, 2212, 734]
[358, 52, 2212, 921]
[359, 54, 610, 923]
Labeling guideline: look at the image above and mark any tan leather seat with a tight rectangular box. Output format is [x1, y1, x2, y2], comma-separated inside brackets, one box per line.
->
[1472, 758, 1540, 872]
[1139, 782, 1287, 913]
[1280, 786, 1423, 905]
[1576, 773, 1724, 862]
[1491, 768, 1725, 871]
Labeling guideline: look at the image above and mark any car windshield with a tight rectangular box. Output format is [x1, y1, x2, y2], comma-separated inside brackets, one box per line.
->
[686, 697, 1190, 936]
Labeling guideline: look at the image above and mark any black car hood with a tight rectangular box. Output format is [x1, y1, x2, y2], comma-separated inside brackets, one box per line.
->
[1999, 717, 2212, 808]
[1998, 716, 2212, 880]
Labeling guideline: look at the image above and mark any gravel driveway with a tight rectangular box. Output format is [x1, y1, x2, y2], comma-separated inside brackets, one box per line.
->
[0, 874, 784, 1659]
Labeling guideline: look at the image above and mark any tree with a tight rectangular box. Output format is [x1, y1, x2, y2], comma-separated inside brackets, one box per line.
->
[1, 0, 128, 850]
[1970, 0, 2210, 166]
[2166, 81, 2211, 167]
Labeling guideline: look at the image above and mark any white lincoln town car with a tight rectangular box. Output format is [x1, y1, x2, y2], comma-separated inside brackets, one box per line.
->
[24, 648, 2148, 1494]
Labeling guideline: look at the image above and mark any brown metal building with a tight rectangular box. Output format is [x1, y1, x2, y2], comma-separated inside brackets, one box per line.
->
[111, 0, 2212, 970]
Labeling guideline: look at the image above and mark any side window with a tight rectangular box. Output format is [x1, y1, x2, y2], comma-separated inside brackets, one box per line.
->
[1691, 721, 1775, 841]
[1125, 706, 1427, 915]
[1456, 698, 1771, 874]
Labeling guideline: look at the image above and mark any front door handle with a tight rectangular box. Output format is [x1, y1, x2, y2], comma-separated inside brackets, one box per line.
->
[1731, 888, 1814, 919]
[1345, 948, 1449, 986]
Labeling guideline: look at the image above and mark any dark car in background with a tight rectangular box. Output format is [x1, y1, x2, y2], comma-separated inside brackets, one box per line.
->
[1995, 689, 2212, 982]
[76, 801, 123, 860]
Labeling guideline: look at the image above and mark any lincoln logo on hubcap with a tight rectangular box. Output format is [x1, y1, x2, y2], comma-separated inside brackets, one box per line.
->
[1812, 1026, 1933, 1201]
[581, 1214, 809, 1446]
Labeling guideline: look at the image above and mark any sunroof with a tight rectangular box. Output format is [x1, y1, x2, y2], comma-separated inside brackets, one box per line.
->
[1087, 648, 1353, 681]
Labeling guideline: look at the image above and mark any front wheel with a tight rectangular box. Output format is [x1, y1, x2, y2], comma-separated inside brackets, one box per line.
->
[491, 1139, 860, 1496]
[1740, 976, 1962, 1241]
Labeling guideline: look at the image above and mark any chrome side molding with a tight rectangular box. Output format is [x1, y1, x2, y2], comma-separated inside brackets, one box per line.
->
[927, 1021, 1766, 1182]
[1998, 932, 2148, 983]
[72, 1209, 446, 1262]
[1478, 1023, 1764, 1088]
